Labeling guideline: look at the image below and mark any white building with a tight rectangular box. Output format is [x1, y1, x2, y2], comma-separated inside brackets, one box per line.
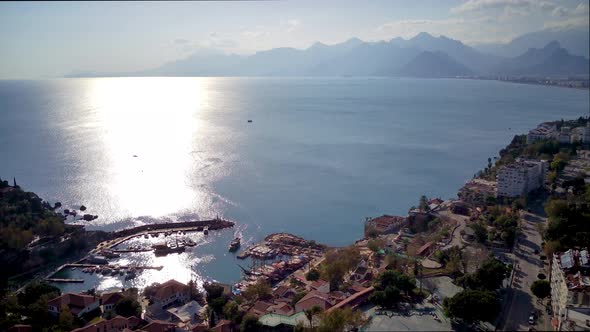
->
[583, 122, 590, 143]
[558, 127, 572, 144]
[527, 122, 558, 144]
[496, 159, 548, 197]
[146, 279, 190, 314]
[550, 248, 590, 331]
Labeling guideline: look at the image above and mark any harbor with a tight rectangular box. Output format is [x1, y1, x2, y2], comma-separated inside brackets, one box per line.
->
[232, 233, 326, 293]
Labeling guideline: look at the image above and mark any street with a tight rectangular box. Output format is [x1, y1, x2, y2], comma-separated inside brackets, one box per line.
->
[499, 203, 551, 331]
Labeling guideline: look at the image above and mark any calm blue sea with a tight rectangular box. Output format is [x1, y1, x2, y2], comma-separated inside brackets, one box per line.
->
[0, 77, 588, 290]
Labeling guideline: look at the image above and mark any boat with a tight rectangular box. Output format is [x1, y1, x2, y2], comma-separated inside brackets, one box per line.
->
[229, 238, 241, 252]
[152, 242, 185, 256]
[144, 234, 149, 239]
[248, 120, 253, 123]
[203, 226, 209, 235]
[185, 239, 196, 247]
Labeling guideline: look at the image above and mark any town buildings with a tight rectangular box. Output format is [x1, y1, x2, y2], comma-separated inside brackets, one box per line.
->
[47, 293, 99, 318]
[550, 248, 590, 331]
[496, 159, 548, 197]
[527, 122, 558, 144]
[146, 279, 190, 313]
[364, 215, 407, 236]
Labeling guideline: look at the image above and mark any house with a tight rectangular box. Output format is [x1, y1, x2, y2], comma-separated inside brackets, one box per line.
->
[212, 319, 232, 332]
[101, 292, 125, 312]
[550, 248, 590, 331]
[141, 320, 178, 332]
[71, 315, 143, 332]
[458, 179, 497, 205]
[267, 302, 295, 316]
[7, 325, 32, 332]
[167, 300, 203, 324]
[48, 293, 99, 318]
[309, 280, 330, 294]
[273, 285, 297, 301]
[294, 291, 332, 312]
[325, 287, 374, 313]
[148, 279, 190, 311]
[247, 300, 273, 318]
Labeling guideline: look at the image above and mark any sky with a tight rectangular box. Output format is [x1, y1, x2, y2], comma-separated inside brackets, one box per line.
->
[0, 0, 589, 79]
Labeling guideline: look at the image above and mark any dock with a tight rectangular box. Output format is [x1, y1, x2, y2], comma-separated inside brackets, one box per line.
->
[46, 278, 85, 283]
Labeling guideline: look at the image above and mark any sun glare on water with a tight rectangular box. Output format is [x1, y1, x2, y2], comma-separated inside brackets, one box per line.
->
[89, 77, 209, 219]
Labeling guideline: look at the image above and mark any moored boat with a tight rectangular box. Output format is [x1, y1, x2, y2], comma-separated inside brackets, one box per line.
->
[229, 238, 241, 252]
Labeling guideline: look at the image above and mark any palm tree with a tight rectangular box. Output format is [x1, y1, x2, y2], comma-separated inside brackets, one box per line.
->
[304, 305, 322, 329]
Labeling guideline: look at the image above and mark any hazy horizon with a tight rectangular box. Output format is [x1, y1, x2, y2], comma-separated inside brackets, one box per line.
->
[1, 0, 589, 79]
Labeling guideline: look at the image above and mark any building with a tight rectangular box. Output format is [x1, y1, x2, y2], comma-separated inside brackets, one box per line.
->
[558, 127, 572, 144]
[550, 248, 590, 331]
[583, 122, 590, 143]
[527, 122, 557, 144]
[100, 292, 125, 313]
[71, 316, 143, 332]
[496, 159, 548, 197]
[458, 179, 497, 205]
[47, 293, 99, 318]
[364, 215, 407, 236]
[294, 291, 332, 312]
[147, 279, 190, 312]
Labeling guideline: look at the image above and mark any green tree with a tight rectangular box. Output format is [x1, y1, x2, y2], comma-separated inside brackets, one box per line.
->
[304, 305, 323, 329]
[419, 195, 429, 211]
[58, 305, 75, 331]
[188, 279, 204, 304]
[470, 223, 488, 243]
[115, 297, 141, 317]
[240, 314, 260, 332]
[223, 301, 241, 324]
[318, 307, 364, 332]
[242, 279, 272, 302]
[530, 280, 551, 299]
[443, 290, 500, 323]
[306, 268, 320, 281]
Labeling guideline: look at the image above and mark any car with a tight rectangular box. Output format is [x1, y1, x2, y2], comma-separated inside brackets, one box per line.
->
[530, 311, 537, 319]
[534, 249, 539, 254]
[529, 315, 535, 324]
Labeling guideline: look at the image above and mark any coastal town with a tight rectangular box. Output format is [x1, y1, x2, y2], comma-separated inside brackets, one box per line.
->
[2, 117, 590, 332]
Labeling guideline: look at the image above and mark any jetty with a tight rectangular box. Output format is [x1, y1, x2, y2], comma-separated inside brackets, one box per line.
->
[46, 278, 84, 283]
[95, 218, 234, 252]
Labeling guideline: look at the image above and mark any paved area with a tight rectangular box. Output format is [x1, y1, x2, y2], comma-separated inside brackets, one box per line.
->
[437, 210, 469, 250]
[420, 276, 463, 301]
[499, 201, 551, 331]
[362, 304, 452, 331]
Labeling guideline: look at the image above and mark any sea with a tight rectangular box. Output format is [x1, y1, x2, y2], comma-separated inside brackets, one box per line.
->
[0, 77, 588, 292]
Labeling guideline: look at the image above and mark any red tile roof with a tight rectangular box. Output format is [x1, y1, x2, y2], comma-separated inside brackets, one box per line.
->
[152, 279, 189, 301]
[47, 293, 97, 316]
[101, 292, 125, 306]
[141, 320, 177, 332]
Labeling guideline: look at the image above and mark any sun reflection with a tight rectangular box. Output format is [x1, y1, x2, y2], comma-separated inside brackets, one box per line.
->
[89, 78, 209, 219]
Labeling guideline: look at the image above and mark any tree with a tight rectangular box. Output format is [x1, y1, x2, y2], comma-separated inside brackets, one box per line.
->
[530, 280, 551, 299]
[242, 279, 272, 302]
[457, 258, 508, 291]
[240, 314, 260, 332]
[419, 195, 429, 211]
[318, 307, 364, 332]
[443, 290, 500, 323]
[304, 305, 323, 329]
[18, 282, 60, 307]
[223, 301, 241, 324]
[188, 279, 204, 304]
[470, 223, 488, 243]
[115, 297, 141, 317]
[306, 268, 320, 281]
[367, 238, 385, 253]
[58, 305, 75, 331]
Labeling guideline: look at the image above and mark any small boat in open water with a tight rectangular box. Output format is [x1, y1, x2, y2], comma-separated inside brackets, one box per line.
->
[203, 226, 209, 235]
[229, 238, 241, 252]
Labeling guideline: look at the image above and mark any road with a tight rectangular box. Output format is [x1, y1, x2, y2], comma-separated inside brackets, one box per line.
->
[436, 209, 469, 250]
[499, 202, 551, 331]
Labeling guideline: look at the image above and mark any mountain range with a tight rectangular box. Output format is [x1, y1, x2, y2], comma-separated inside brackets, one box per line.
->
[67, 29, 590, 79]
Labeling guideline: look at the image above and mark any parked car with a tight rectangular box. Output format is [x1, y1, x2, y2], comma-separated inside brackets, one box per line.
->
[529, 315, 535, 324]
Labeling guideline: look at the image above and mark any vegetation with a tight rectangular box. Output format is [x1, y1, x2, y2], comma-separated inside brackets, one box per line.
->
[241, 279, 272, 302]
[240, 314, 260, 332]
[544, 185, 590, 249]
[443, 290, 501, 323]
[320, 246, 361, 291]
[530, 280, 551, 299]
[304, 305, 322, 329]
[114, 296, 141, 317]
[204, 282, 229, 318]
[369, 270, 416, 308]
[456, 257, 508, 291]
[305, 268, 320, 281]
[317, 307, 364, 332]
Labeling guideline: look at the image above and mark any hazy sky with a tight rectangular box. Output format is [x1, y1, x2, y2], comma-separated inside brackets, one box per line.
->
[1, 0, 588, 78]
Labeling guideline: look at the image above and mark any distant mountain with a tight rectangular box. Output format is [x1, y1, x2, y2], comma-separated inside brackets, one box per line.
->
[67, 31, 589, 79]
[474, 28, 589, 58]
[398, 51, 474, 77]
[492, 41, 589, 77]
[391, 32, 501, 73]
